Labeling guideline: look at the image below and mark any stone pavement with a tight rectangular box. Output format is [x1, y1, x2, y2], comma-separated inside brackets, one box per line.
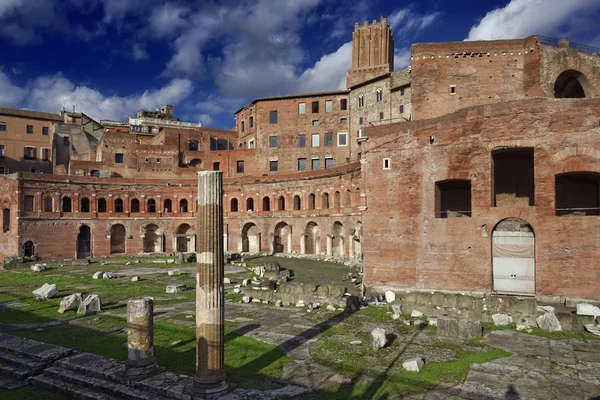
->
[410, 330, 600, 400]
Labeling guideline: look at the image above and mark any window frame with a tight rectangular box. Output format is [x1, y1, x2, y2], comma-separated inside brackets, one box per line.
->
[311, 158, 320, 170]
[0, 122, 6, 132]
[269, 135, 278, 149]
[297, 134, 306, 148]
[298, 158, 306, 171]
[26, 125, 33, 134]
[311, 134, 320, 147]
[298, 102, 306, 115]
[236, 160, 245, 173]
[269, 160, 278, 172]
[340, 99, 347, 110]
[42, 126, 49, 136]
[324, 132, 334, 147]
[269, 110, 278, 124]
[115, 153, 124, 163]
[325, 100, 333, 113]
[325, 157, 334, 169]
[338, 133, 348, 146]
[311, 101, 319, 113]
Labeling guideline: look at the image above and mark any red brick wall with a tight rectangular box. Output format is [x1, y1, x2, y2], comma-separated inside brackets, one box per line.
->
[362, 97, 600, 300]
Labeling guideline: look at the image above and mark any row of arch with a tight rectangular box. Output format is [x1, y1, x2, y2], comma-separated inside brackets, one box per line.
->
[43, 196, 191, 213]
[229, 189, 360, 213]
[236, 220, 362, 260]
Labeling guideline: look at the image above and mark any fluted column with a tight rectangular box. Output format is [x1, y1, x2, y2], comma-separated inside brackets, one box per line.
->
[191, 171, 228, 397]
[126, 297, 158, 379]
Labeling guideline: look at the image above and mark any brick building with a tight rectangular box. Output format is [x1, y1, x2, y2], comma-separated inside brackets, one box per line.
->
[1, 18, 599, 301]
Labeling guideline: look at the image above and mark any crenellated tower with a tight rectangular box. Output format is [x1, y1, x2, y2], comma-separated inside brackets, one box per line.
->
[346, 16, 395, 88]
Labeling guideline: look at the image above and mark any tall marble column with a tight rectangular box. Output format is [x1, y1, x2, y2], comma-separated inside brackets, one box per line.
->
[126, 297, 158, 379]
[191, 171, 228, 397]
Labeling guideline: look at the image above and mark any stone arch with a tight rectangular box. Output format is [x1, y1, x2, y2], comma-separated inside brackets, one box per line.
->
[143, 223, 163, 253]
[334, 191, 341, 208]
[176, 223, 194, 252]
[331, 221, 344, 257]
[304, 221, 320, 255]
[246, 197, 254, 212]
[554, 69, 590, 98]
[80, 197, 90, 212]
[77, 225, 91, 258]
[98, 198, 107, 212]
[344, 189, 351, 207]
[293, 195, 301, 210]
[350, 221, 363, 260]
[308, 193, 316, 210]
[230, 198, 238, 212]
[273, 222, 291, 254]
[322, 193, 330, 209]
[189, 158, 202, 169]
[242, 222, 260, 253]
[164, 199, 172, 213]
[278, 196, 285, 211]
[114, 198, 124, 213]
[147, 198, 156, 213]
[23, 241, 35, 257]
[110, 224, 126, 254]
[43, 196, 53, 212]
[262, 196, 270, 211]
[180, 198, 189, 212]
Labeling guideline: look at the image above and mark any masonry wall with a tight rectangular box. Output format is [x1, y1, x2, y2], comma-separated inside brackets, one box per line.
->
[362, 97, 600, 300]
[410, 37, 543, 120]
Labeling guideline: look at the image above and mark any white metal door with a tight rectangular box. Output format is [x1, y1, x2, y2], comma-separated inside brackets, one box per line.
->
[492, 231, 535, 294]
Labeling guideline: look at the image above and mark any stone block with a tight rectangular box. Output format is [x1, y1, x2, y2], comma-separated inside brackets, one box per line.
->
[58, 293, 82, 313]
[165, 284, 186, 293]
[572, 314, 596, 332]
[167, 269, 180, 276]
[492, 313, 513, 326]
[77, 294, 101, 315]
[536, 313, 562, 332]
[437, 316, 481, 340]
[402, 357, 424, 372]
[457, 295, 475, 310]
[93, 271, 104, 279]
[431, 292, 445, 307]
[403, 292, 417, 305]
[32, 283, 57, 300]
[516, 315, 536, 331]
[484, 296, 502, 312]
[554, 312, 573, 331]
[371, 328, 387, 350]
[576, 303, 600, 318]
[514, 298, 536, 315]
[385, 290, 396, 303]
[416, 292, 431, 305]
[31, 263, 47, 272]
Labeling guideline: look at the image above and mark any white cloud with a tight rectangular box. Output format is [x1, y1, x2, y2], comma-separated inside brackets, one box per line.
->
[196, 114, 213, 126]
[0, 0, 67, 45]
[297, 42, 352, 92]
[0, 0, 22, 17]
[467, 0, 599, 41]
[394, 48, 411, 70]
[0, 69, 194, 121]
[388, 7, 441, 38]
[149, 3, 188, 37]
[132, 43, 148, 60]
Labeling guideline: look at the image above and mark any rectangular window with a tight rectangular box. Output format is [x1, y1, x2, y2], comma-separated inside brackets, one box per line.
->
[241, 121, 245, 132]
[2, 209, 9, 232]
[298, 102, 306, 114]
[324, 132, 333, 147]
[249, 116, 254, 128]
[450, 85, 456, 95]
[42, 148, 50, 161]
[24, 147, 36, 160]
[115, 153, 124, 163]
[340, 99, 347, 110]
[492, 148, 534, 207]
[0, 145, 5, 158]
[237, 160, 244, 173]
[555, 173, 600, 216]
[213, 162, 220, 171]
[312, 101, 319, 113]
[0, 122, 6, 132]
[298, 134, 306, 148]
[379, 112, 384, 120]
[383, 158, 391, 170]
[312, 120, 319, 126]
[400, 105, 404, 114]
[325, 157, 334, 169]
[269, 110, 278, 124]
[270, 160, 278, 172]
[24, 195, 34, 212]
[249, 140, 255, 148]
[311, 134, 319, 147]
[42, 127, 49, 136]
[325, 100, 332, 112]
[269, 136, 278, 148]
[298, 158, 306, 171]
[26, 125, 33, 134]
[340, 118, 347, 124]
[359, 117, 363, 125]
[338, 133, 347, 146]
[311, 158, 320, 170]
[400, 88, 405, 96]
[435, 180, 472, 218]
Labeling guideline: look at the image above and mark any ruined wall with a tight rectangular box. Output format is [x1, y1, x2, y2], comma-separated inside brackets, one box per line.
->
[0, 177, 19, 260]
[362, 97, 600, 300]
[411, 37, 543, 120]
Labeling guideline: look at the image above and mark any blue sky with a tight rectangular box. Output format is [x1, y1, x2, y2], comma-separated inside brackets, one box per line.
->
[1, 0, 599, 129]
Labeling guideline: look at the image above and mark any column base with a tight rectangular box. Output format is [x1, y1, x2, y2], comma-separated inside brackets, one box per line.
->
[125, 363, 162, 381]
[188, 379, 229, 399]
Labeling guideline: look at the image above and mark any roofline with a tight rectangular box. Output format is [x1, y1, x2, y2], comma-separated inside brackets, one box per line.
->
[234, 89, 350, 115]
[0, 107, 63, 122]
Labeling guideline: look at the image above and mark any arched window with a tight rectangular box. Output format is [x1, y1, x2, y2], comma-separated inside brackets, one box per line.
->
[334, 191, 341, 208]
[278, 196, 285, 211]
[131, 198, 140, 213]
[358, 94, 364, 107]
[344, 190, 351, 207]
[43, 196, 53, 212]
[114, 198, 124, 213]
[376, 88, 383, 102]
[180, 198, 188, 212]
[262, 196, 270, 211]
[293, 195, 301, 210]
[246, 198, 254, 211]
[80, 197, 90, 212]
[98, 198, 107, 212]
[230, 198, 238, 212]
[322, 193, 330, 209]
[308, 194, 316, 210]
[62, 196, 72, 212]
[164, 199, 172, 212]
[91, 169, 100, 177]
[249, 116, 254, 128]
[188, 140, 199, 151]
[147, 199, 156, 213]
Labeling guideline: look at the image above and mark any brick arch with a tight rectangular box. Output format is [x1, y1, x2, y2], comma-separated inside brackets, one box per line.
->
[551, 147, 600, 164]
[485, 140, 538, 151]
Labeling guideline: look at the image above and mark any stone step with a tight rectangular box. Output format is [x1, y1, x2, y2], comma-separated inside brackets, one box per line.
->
[43, 366, 172, 400]
[31, 374, 122, 400]
[0, 349, 45, 371]
[0, 360, 35, 380]
[0, 333, 73, 363]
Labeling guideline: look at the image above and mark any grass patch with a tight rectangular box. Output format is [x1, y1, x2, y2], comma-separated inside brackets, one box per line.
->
[225, 292, 244, 303]
[0, 387, 71, 400]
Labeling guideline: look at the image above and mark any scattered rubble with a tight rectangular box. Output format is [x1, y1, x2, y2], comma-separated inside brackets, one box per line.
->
[32, 283, 57, 300]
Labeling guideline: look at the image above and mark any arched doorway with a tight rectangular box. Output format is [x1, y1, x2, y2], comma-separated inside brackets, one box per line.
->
[273, 222, 290, 253]
[143, 224, 162, 253]
[176, 224, 194, 252]
[351, 221, 363, 260]
[23, 241, 35, 257]
[110, 224, 126, 254]
[304, 222, 319, 255]
[242, 223, 260, 253]
[77, 225, 91, 258]
[331, 221, 344, 257]
[554, 69, 589, 98]
[492, 218, 535, 295]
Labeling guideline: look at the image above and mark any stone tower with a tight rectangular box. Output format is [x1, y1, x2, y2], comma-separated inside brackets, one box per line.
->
[346, 17, 395, 88]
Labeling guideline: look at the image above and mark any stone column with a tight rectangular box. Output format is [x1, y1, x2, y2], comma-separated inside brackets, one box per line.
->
[191, 171, 228, 397]
[126, 297, 158, 379]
